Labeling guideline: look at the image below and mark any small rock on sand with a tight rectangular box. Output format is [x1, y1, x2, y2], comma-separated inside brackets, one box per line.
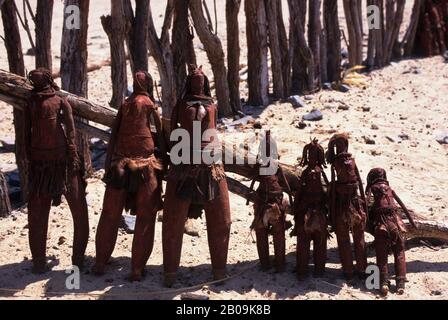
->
[338, 84, 350, 93]
[296, 121, 307, 129]
[362, 106, 371, 112]
[287, 95, 306, 108]
[338, 104, 350, 111]
[436, 134, 448, 145]
[363, 136, 376, 145]
[303, 109, 323, 121]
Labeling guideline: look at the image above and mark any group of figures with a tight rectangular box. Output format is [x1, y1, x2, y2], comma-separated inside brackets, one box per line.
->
[23, 66, 415, 296]
[253, 135, 416, 296]
[25, 66, 230, 288]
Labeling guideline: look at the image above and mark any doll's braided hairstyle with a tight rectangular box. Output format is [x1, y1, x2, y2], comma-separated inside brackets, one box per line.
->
[134, 70, 155, 103]
[182, 64, 212, 99]
[299, 138, 326, 168]
[365, 167, 389, 195]
[326, 133, 349, 164]
[27, 68, 60, 92]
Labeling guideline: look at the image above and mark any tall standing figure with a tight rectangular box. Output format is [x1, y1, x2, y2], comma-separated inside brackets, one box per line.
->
[366, 168, 416, 295]
[295, 139, 329, 279]
[25, 68, 89, 273]
[162, 65, 231, 287]
[326, 134, 368, 280]
[93, 71, 166, 281]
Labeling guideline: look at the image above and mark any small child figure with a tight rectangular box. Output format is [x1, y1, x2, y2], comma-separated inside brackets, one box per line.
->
[366, 168, 417, 296]
[249, 131, 292, 272]
[294, 139, 329, 279]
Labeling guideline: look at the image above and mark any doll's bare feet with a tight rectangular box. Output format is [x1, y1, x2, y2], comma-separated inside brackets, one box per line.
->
[380, 280, 390, 296]
[396, 279, 405, 295]
[128, 270, 145, 282]
[72, 255, 85, 271]
[213, 269, 229, 285]
[92, 263, 106, 276]
[164, 272, 177, 288]
[380, 284, 389, 296]
[32, 257, 49, 274]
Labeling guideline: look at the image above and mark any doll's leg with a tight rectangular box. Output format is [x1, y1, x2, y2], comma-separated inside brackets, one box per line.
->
[28, 194, 52, 273]
[65, 173, 89, 269]
[93, 186, 126, 274]
[130, 176, 161, 281]
[203, 179, 232, 280]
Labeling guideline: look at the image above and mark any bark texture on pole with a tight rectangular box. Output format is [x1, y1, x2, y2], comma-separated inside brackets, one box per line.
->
[276, 0, 290, 96]
[189, 0, 232, 116]
[324, 0, 340, 82]
[126, 0, 150, 72]
[226, 0, 242, 112]
[308, 0, 322, 87]
[101, 1, 128, 109]
[0, 170, 11, 217]
[147, 0, 176, 118]
[245, 0, 269, 106]
[61, 0, 92, 176]
[173, 0, 197, 98]
[401, 0, 423, 57]
[366, 0, 377, 68]
[1, 0, 29, 202]
[265, 0, 286, 99]
[343, 0, 364, 66]
[383, 0, 405, 64]
[288, 0, 314, 94]
[35, 0, 54, 70]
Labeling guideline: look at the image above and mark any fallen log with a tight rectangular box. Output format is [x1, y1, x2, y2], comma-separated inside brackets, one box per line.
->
[1, 69, 448, 242]
[407, 220, 448, 242]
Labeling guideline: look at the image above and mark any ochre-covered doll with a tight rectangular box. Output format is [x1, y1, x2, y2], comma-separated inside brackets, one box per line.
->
[25, 68, 89, 273]
[295, 139, 329, 279]
[93, 71, 166, 281]
[250, 131, 292, 273]
[162, 65, 231, 287]
[366, 168, 416, 295]
[326, 134, 368, 280]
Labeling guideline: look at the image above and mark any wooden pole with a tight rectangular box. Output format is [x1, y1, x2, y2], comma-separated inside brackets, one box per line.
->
[173, 0, 197, 98]
[225, 0, 242, 112]
[101, 1, 128, 109]
[35, 0, 54, 70]
[1, 0, 29, 202]
[0, 170, 11, 217]
[147, 0, 176, 118]
[189, 0, 233, 116]
[245, 0, 269, 106]
[324, 0, 341, 82]
[265, 0, 286, 98]
[61, 0, 93, 176]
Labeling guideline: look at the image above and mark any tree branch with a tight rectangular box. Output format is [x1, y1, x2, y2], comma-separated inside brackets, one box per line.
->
[12, 0, 35, 50]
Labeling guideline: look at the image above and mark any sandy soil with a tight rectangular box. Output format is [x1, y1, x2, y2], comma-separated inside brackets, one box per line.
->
[0, 0, 447, 300]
